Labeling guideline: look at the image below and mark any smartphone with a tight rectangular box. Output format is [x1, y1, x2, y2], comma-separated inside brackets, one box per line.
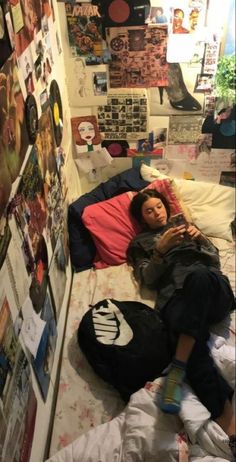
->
[169, 213, 187, 227]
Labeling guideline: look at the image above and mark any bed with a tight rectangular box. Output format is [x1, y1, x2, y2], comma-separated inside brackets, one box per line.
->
[47, 165, 235, 462]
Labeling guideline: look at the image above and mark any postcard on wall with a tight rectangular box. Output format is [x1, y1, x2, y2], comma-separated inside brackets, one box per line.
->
[32, 290, 57, 400]
[65, 2, 109, 65]
[97, 89, 148, 141]
[194, 73, 213, 93]
[202, 39, 220, 75]
[169, 0, 207, 35]
[168, 115, 203, 144]
[0, 346, 37, 462]
[145, 0, 169, 25]
[127, 129, 166, 156]
[106, 25, 168, 88]
[66, 59, 108, 107]
[48, 234, 67, 320]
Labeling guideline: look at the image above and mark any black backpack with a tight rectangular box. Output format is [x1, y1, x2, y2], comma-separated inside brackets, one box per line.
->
[77, 299, 171, 402]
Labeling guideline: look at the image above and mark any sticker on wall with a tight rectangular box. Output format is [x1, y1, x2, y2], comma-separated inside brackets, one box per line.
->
[49, 79, 63, 147]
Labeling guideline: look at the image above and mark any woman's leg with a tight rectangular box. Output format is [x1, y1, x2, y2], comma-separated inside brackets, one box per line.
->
[159, 267, 234, 414]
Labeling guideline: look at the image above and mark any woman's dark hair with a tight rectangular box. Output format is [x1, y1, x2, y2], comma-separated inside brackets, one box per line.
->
[130, 189, 171, 223]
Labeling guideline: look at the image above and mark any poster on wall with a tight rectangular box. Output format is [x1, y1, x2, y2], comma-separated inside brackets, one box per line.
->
[0, 0, 13, 68]
[11, 0, 42, 57]
[181, 149, 235, 184]
[107, 25, 168, 88]
[168, 115, 203, 144]
[148, 62, 204, 115]
[0, 284, 38, 462]
[48, 234, 67, 320]
[32, 290, 57, 401]
[0, 343, 37, 462]
[97, 89, 149, 140]
[66, 58, 108, 107]
[65, 2, 109, 64]
[0, 53, 29, 220]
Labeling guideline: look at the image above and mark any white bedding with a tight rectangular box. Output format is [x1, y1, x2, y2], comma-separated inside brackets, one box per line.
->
[48, 237, 235, 460]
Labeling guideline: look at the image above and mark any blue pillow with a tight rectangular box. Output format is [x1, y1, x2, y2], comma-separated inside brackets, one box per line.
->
[68, 167, 149, 272]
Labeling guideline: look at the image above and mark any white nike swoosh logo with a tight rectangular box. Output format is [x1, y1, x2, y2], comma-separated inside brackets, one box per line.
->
[92, 299, 133, 346]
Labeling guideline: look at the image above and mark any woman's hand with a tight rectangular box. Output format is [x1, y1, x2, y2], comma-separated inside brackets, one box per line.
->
[155, 225, 186, 254]
[186, 224, 202, 240]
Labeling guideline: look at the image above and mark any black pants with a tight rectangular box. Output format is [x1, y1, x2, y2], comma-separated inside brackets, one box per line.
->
[161, 266, 235, 419]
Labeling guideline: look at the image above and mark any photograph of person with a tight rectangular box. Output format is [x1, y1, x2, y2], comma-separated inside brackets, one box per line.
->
[194, 73, 213, 92]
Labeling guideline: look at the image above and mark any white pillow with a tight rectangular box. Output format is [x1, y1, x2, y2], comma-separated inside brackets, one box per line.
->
[140, 163, 169, 181]
[174, 179, 235, 241]
[140, 164, 235, 241]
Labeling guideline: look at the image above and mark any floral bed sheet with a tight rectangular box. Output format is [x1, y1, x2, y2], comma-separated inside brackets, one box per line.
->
[49, 237, 235, 457]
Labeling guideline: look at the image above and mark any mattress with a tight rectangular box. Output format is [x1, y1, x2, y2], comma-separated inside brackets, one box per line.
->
[48, 236, 235, 457]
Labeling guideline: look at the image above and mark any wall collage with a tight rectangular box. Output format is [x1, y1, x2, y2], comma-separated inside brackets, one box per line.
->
[0, 0, 235, 460]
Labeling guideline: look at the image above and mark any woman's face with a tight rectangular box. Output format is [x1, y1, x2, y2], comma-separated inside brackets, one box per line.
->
[141, 197, 168, 229]
[78, 121, 95, 144]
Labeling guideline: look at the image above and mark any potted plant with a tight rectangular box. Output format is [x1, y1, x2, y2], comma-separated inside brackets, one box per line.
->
[214, 54, 236, 102]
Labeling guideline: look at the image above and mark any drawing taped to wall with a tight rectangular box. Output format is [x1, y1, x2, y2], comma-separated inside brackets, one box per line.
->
[71, 115, 101, 152]
[66, 59, 108, 106]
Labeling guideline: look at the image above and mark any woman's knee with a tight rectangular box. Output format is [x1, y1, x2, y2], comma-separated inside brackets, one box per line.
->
[184, 267, 213, 294]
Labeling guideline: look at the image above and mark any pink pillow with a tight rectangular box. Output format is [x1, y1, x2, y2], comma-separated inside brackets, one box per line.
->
[82, 179, 186, 268]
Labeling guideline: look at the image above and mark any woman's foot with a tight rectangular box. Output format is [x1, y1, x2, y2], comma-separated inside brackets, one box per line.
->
[159, 359, 186, 414]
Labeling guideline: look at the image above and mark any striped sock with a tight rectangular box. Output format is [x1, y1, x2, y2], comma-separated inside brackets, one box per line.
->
[159, 359, 186, 414]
